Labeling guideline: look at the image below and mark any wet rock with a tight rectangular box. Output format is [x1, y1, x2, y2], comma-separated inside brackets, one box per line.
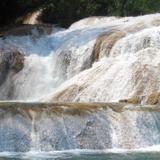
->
[146, 92, 160, 105]
[0, 102, 113, 151]
[119, 96, 141, 104]
[0, 50, 24, 72]
[119, 92, 160, 105]
[92, 30, 126, 61]
[0, 49, 24, 84]
[11, 51, 24, 72]
[0, 24, 53, 37]
[0, 102, 160, 151]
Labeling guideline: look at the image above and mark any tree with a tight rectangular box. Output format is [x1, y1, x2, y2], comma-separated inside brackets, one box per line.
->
[0, 0, 160, 27]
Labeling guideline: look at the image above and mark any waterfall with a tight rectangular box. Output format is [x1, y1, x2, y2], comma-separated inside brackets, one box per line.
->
[0, 22, 112, 100]
[1, 14, 160, 152]
[1, 14, 160, 101]
[0, 102, 160, 152]
[45, 14, 160, 103]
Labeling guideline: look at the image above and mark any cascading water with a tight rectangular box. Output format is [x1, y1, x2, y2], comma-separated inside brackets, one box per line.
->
[0, 21, 113, 100]
[1, 14, 160, 157]
[1, 13, 160, 101]
[46, 15, 160, 103]
[0, 102, 160, 152]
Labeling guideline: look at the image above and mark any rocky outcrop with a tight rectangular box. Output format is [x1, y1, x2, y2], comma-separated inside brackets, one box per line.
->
[146, 92, 160, 105]
[11, 52, 24, 72]
[92, 30, 126, 61]
[0, 49, 24, 85]
[0, 50, 24, 72]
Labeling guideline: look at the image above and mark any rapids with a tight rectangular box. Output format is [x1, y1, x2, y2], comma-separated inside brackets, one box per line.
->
[1, 14, 160, 153]
[1, 14, 160, 101]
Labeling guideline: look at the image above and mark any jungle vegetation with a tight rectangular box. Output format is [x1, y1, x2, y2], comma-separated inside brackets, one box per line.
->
[0, 0, 160, 27]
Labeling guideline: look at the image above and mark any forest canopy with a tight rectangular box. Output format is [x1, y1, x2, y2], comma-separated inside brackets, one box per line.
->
[0, 0, 160, 27]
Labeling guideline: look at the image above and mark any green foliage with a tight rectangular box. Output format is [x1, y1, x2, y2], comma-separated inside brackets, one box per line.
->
[40, 0, 160, 27]
[0, 0, 160, 27]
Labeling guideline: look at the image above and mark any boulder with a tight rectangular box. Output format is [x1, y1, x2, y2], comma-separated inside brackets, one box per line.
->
[0, 50, 24, 72]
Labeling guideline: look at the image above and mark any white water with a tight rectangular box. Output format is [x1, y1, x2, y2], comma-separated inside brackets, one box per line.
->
[1, 14, 160, 102]
[1, 14, 160, 155]
[0, 24, 108, 100]
[1, 146, 160, 159]
[45, 14, 160, 103]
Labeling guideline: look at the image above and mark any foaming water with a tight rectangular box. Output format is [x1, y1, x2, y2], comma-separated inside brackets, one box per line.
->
[1, 14, 160, 159]
[47, 25, 160, 103]
[1, 14, 160, 101]
[1, 147, 160, 160]
[0, 22, 111, 101]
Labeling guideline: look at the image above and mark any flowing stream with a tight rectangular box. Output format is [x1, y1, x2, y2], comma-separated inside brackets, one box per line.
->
[1, 14, 160, 159]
